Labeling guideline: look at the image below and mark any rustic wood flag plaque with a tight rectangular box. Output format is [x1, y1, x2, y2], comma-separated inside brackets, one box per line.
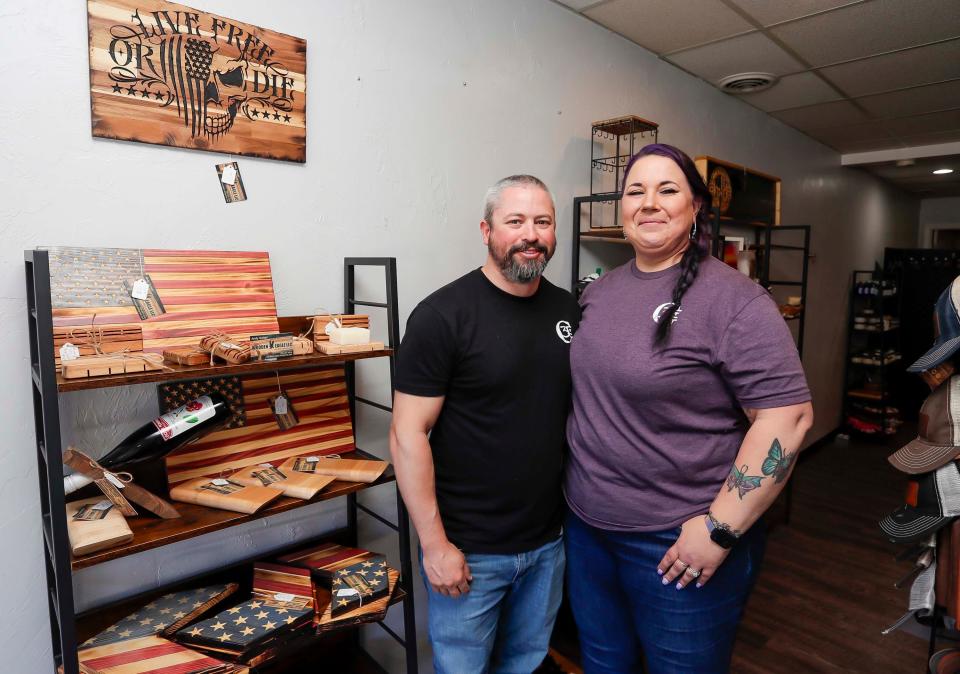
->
[88, 0, 307, 162]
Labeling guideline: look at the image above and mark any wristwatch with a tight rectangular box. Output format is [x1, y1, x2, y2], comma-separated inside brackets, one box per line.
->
[705, 512, 741, 549]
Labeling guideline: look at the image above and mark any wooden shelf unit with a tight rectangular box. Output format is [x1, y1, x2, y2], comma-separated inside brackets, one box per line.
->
[26, 251, 417, 674]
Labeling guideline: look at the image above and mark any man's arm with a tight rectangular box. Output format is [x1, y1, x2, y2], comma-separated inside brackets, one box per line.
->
[389, 391, 473, 597]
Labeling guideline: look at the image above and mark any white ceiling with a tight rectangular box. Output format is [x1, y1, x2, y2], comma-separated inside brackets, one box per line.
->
[553, 0, 960, 196]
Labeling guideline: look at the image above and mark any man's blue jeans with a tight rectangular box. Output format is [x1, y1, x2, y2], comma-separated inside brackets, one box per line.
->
[565, 511, 765, 674]
[420, 536, 565, 674]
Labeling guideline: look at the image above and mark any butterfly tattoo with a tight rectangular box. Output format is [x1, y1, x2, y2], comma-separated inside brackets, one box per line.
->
[726, 464, 764, 499]
[761, 439, 795, 484]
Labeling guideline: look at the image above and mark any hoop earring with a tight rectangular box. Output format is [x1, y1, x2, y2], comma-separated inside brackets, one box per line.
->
[689, 220, 697, 240]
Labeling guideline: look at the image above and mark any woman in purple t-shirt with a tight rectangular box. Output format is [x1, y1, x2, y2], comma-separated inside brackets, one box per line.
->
[564, 144, 814, 673]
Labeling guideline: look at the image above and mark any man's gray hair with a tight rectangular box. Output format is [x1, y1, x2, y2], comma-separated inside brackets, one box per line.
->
[482, 175, 556, 224]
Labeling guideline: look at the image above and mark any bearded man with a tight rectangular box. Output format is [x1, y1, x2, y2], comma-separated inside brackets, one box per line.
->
[390, 174, 580, 673]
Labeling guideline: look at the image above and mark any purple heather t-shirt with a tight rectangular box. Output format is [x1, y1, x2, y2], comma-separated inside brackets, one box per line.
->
[565, 256, 810, 532]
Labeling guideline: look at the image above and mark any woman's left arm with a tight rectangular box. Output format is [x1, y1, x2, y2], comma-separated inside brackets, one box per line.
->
[657, 401, 814, 589]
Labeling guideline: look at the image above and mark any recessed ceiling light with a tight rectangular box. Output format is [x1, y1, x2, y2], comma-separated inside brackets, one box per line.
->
[933, 168, 954, 175]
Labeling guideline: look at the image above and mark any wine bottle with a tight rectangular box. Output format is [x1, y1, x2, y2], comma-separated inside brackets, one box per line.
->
[63, 394, 230, 494]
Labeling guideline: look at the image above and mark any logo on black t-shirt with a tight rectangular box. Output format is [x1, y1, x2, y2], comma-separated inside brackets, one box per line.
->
[556, 320, 573, 343]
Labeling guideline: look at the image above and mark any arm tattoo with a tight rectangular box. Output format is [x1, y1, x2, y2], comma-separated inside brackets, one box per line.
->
[760, 438, 795, 484]
[726, 464, 764, 499]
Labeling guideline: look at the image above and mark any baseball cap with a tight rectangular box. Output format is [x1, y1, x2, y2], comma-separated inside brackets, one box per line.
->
[889, 375, 960, 474]
[908, 276, 960, 373]
[879, 462, 960, 543]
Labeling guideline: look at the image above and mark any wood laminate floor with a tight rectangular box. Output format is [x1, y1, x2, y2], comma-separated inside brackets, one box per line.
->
[730, 431, 934, 674]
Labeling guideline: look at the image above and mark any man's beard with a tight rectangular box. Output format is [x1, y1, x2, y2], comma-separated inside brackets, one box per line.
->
[491, 240, 553, 283]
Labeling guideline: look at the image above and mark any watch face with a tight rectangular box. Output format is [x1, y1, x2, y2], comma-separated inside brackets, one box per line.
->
[710, 527, 737, 549]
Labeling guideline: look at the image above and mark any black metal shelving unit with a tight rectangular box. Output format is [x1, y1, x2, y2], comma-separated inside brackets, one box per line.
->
[842, 269, 903, 438]
[26, 250, 417, 674]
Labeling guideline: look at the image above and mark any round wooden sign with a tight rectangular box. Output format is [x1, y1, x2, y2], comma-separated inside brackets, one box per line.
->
[708, 166, 733, 214]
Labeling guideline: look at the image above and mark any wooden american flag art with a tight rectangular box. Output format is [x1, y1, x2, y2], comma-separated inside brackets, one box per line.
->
[46, 246, 280, 356]
[163, 367, 355, 486]
[77, 634, 245, 673]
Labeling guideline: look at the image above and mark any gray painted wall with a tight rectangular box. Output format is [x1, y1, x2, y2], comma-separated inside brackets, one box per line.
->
[919, 197, 960, 245]
[0, 1, 918, 672]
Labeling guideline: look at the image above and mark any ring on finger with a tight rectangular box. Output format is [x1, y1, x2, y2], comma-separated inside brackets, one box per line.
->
[676, 560, 689, 570]
[685, 568, 702, 578]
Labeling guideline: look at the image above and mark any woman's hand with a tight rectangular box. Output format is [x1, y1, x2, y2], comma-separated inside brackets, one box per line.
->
[656, 514, 731, 589]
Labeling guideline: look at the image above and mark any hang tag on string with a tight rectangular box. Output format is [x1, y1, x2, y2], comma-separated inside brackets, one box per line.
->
[60, 343, 80, 362]
[220, 164, 237, 185]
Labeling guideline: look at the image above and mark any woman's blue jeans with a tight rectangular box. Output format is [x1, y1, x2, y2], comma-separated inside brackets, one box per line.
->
[565, 510, 765, 674]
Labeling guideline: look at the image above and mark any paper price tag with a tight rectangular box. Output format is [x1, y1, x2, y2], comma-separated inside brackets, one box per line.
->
[131, 278, 149, 300]
[104, 472, 125, 489]
[259, 463, 274, 469]
[336, 588, 360, 597]
[211, 478, 230, 486]
[273, 592, 294, 602]
[59, 343, 80, 362]
[274, 395, 288, 415]
[91, 500, 114, 511]
[220, 164, 237, 185]
[306, 456, 319, 463]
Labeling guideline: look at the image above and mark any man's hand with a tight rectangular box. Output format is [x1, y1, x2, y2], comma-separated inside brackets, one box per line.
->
[423, 540, 473, 598]
[656, 515, 731, 589]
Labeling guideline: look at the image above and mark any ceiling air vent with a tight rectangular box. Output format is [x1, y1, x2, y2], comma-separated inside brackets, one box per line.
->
[717, 72, 779, 94]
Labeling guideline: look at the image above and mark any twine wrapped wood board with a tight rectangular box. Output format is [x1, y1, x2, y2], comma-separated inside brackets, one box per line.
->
[168, 477, 281, 514]
[66, 497, 134, 556]
[228, 463, 335, 500]
[162, 347, 208, 366]
[54, 325, 143, 367]
[199, 333, 252, 364]
[306, 314, 383, 354]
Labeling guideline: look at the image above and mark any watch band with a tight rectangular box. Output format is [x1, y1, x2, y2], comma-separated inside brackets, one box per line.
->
[705, 512, 742, 549]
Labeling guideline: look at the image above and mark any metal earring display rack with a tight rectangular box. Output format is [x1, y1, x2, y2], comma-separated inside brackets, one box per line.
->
[26, 251, 417, 674]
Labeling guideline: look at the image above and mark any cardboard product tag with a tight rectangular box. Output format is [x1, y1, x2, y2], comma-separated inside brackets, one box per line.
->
[59, 343, 80, 362]
[104, 472, 125, 489]
[274, 592, 295, 602]
[270, 392, 299, 430]
[73, 502, 114, 521]
[293, 456, 319, 473]
[123, 275, 166, 319]
[201, 479, 244, 495]
[252, 465, 287, 486]
[91, 476, 138, 516]
[215, 162, 247, 203]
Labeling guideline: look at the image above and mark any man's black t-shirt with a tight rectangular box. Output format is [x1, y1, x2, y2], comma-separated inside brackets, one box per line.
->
[395, 268, 580, 554]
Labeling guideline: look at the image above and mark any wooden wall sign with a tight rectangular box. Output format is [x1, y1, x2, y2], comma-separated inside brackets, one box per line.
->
[88, 0, 306, 162]
[694, 156, 781, 226]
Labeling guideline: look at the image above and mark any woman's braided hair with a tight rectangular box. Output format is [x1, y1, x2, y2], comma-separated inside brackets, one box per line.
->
[620, 144, 713, 344]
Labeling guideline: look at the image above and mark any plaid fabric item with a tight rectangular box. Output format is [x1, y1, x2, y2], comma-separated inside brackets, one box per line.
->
[159, 376, 246, 429]
[81, 585, 237, 650]
[77, 635, 243, 673]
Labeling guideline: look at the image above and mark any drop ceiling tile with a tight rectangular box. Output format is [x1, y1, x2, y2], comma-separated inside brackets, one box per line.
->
[882, 109, 960, 137]
[830, 138, 905, 153]
[666, 32, 804, 84]
[819, 39, 960, 97]
[584, 0, 754, 55]
[808, 120, 897, 144]
[856, 80, 960, 119]
[727, 0, 861, 27]
[769, 0, 960, 68]
[894, 129, 960, 146]
[772, 100, 870, 131]
[740, 72, 843, 112]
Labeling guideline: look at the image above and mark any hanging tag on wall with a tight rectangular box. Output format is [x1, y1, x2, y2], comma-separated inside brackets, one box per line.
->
[130, 278, 149, 300]
[269, 391, 299, 430]
[215, 162, 247, 204]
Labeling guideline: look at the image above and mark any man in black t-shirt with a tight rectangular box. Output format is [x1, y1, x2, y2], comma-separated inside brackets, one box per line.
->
[391, 175, 579, 674]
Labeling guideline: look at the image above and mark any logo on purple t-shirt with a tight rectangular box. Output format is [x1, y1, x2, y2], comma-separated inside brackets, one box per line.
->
[652, 302, 682, 324]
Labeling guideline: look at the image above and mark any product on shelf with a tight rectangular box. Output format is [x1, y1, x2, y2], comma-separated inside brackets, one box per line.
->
[80, 585, 239, 650]
[279, 455, 388, 484]
[174, 564, 314, 662]
[307, 314, 383, 354]
[162, 347, 209, 366]
[63, 395, 232, 499]
[66, 497, 134, 556]
[248, 332, 314, 360]
[851, 348, 902, 365]
[61, 353, 165, 379]
[77, 634, 247, 673]
[199, 333, 252, 365]
[168, 477, 282, 514]
[54, 325, 143, 367]
[159, 378, 246, 430]
[228, 461, 335, 500]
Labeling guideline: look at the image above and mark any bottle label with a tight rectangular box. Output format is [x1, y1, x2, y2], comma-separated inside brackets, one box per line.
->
[153, 395, 216, 441]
